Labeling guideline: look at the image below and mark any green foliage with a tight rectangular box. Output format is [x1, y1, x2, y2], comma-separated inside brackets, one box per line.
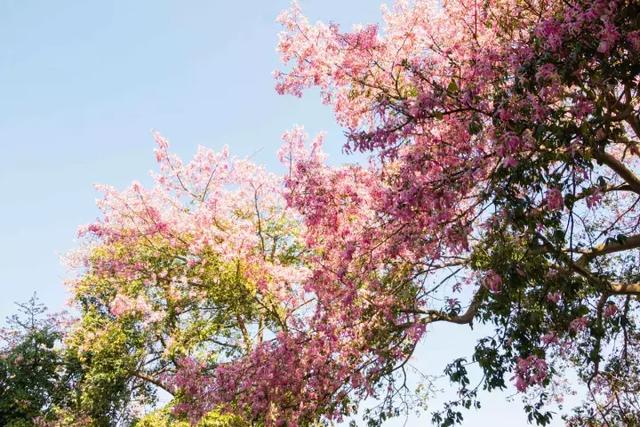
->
[134, 406, 248, 427]
[66, 314, 148, 425]
[0, 296, 79, 426]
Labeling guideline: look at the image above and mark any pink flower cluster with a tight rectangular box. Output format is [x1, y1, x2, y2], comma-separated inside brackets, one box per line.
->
[545, 188, 564, 211]
[109, 293, 150, 317]
[513, 355, 549, 392]
[484, 271, 503, 294]
[570, 316, 589, 333]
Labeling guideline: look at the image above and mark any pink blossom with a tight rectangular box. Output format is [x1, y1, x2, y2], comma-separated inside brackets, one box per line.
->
[547, 292, 561, 304]
[484, 271, 503, 293]
[502, 156, 518, 168]
[586, 189, 603, 209]
[110, 294, 134, 317]
[513, 355, 548, 392]
[545, 188, 564, 211]
[570, 316, 589, 332]
[597, 23, 620, 54]
[603, 303, 617, 318]
[541, 332, 559, 345]
[627, 30, 640, 51]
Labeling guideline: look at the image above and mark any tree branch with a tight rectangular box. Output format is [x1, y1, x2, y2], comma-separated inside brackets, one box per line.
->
[609, 282, 640, 295]
[576, 234, 640, 266]
[405, 288, 485, 326]
[538, 233, 640, 296]
[593, 150, 640, 194]
[133, 371, 174, 396]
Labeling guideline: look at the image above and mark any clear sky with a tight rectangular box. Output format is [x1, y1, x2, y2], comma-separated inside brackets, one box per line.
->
[0, 1, 564, 425]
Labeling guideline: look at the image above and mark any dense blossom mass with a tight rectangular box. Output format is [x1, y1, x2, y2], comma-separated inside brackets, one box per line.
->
[62, 133, 427, 426]
[66, 135, 310, 424]
[2, 0, 639, 426]
[273, 0, 640, 425]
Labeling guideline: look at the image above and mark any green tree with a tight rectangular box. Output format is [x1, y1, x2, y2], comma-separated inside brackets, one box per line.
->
[0, 295, 75, 426]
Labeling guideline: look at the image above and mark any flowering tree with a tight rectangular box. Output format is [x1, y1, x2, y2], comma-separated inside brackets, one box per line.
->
[69, 130, 441, 425]
[62, 0, 640, 425]
[66, 135, 313, 425]
[273, 0, 640, 425]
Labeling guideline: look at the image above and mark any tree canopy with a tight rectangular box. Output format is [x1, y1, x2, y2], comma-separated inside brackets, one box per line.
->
[274, 0, 640, 424]
[4, 0, 640, 426]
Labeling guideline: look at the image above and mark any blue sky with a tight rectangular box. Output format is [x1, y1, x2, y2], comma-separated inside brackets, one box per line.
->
[0, 1, 564, 425]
